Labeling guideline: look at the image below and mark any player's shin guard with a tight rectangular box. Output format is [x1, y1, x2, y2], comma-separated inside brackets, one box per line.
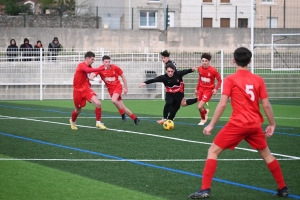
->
[130, 113, 137, 120]
[186, 98, 198, 106]
[200, 109, 206, 120]
[95, 107, 102, 121]
[72, 110, 79, 122]
[202, 159, 217, 190]
[267, 159, 286, 189]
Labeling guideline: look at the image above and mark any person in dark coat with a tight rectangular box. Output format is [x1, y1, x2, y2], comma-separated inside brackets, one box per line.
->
[20, 38, 33, 61]
[34, 40, 44, 61]
[48, 37, 62, 61]
[7, 39, 18, 62]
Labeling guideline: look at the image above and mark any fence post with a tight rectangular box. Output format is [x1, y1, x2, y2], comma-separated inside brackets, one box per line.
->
[23, 6, 26, 27]
[269, 6, 271, 28]
[201, 5, 203, 27]
[132, 7, 134, 30]
[100, 48, 105, 100]
[283, 0, 286, 28]
[235, 6, 237, 28]
[60, 5, 62, 28]
[40, 49, 43, 101]
[220, 49, 224, 93]
[165, 5, 169, 30]
[96, 6, 99, 29]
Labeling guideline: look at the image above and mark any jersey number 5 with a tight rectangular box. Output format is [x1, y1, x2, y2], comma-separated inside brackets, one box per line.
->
[246, 84, 255, 101]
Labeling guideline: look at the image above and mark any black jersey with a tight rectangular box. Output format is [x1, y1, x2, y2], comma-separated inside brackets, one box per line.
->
[144, 69, 193, 93]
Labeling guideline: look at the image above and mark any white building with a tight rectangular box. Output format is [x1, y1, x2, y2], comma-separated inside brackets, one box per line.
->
[78, 0, 296, 29]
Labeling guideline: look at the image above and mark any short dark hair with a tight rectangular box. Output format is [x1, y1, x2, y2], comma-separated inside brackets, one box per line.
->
[234, 47, 252, 67]
[165, 63, 176, 71]
[85, 51, 95, 58]
[201, 53, 211, 61]
[160, 50, 170, 57]
[102, 55, 111, 61]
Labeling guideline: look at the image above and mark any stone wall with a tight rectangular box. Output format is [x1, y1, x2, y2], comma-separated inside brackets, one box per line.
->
[0, 15, 98, 29]
[1, 15, 300, 50]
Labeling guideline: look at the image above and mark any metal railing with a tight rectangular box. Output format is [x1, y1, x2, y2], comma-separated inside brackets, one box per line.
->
[0, 48, 299, 100]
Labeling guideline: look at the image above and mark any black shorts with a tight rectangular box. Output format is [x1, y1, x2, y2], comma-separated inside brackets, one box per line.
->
[165, 92, 184, 105]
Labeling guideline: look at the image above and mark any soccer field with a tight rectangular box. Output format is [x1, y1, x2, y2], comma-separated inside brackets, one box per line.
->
[0, 99, 300, 200]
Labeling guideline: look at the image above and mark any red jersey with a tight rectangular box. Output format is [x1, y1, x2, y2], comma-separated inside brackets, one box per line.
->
[196, 65, 222, 90]
[223, 70, 268, 128]
[73, 62, 92, 92]
[95, 64, 123, 89]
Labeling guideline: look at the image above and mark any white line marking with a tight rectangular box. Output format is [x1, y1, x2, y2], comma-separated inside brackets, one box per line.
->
[1, 116, 300, 120]
[0, 158, 299, 161]
[1, 115, 300, 160]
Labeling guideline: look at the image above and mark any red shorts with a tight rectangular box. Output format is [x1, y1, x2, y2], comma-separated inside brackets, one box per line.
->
[107, 84, 122, 101]
[73, 88, 96, 108]
[213, 123, 267, 150]
[197, 88, 213, 103]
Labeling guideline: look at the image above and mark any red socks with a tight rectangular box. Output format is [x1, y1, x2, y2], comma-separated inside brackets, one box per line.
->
[71, 110, 78, 122]
[130, 113, 137, 120]
[200, 108, 207, 120]
[200, 159, 286, 190]
[119, 109, 136, 120]
[118, 109, 125, 115]
[267, 159, 286, 189]
[201, 159, 218, 190]
[95, 107, 102, 121]
[201, 159, 217, 190]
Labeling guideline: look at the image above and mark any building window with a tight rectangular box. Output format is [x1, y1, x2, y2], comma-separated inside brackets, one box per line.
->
[238, 18, 248, 28]
[221, 0, 230, 3]
[148, 0, 160, 1]
[220, 18, 230, 27]
[262, 0, 274, 2]
[203, 0, 212, 2]
[203, 18, 212, 27]
[140, 11, 157, 27]
[266, 17, 277, 28]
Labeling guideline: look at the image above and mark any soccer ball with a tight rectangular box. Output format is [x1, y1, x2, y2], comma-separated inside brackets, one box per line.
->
[163, 120, 174, 130]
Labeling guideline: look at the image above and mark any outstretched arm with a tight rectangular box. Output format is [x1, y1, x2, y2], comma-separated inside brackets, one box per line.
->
[89, 72, 102, 83]
[139, 83, 146, 88]
[82, 66, 106, 73]
[177, 67, 196, 77]
[140, 75, 165, 87]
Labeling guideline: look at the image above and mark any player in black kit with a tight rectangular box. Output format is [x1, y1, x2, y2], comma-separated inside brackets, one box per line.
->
[139, 63, 198, 124]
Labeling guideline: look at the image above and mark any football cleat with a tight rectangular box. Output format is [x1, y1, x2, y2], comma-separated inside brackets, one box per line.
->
[198, 119, 207, 126]
[121, 114, 126, 123]
[69, 119, 78, 130]
[157, 118, 167, 125]
[134, 118, 140, 125]
[96, 122, 106, 130]
[188, 188, 211, 199]
[274, 186, 290, 197]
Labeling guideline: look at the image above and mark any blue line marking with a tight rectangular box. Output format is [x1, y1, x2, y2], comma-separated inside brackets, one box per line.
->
[0, 132, 299, 199]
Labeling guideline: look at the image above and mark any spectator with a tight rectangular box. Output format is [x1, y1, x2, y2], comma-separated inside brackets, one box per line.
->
[34, 40, 44, 61]
[7, 39, 18, 62]
[20, 38, 33, 61]
[48, 37, 62, 61]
